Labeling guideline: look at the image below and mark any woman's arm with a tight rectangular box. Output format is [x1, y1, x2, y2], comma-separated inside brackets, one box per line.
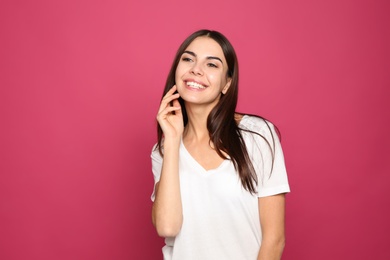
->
[152, 140, 182, 237]
[152, 86, 184, 238]
[257, 194, 286, 260]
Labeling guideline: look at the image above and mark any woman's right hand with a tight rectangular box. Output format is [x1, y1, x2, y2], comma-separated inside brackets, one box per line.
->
[153, 85, 184, 237]
[156, 85, 184, 140]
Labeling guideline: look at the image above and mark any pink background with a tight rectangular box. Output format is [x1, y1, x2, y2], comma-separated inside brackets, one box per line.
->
[1, 0, 389, 259]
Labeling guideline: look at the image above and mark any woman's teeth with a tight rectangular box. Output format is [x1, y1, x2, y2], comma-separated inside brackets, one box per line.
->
[186, 81, 206, 89]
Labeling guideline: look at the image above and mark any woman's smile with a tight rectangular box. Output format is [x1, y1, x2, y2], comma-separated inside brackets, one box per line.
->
[185, 80, 208, 90]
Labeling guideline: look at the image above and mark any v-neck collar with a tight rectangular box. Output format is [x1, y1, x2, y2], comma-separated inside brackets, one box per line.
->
[180, 139, 229, 173]
[179, 115, 247, 173]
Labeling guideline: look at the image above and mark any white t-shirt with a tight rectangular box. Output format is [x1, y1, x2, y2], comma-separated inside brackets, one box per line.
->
[151, 115, 290, 260]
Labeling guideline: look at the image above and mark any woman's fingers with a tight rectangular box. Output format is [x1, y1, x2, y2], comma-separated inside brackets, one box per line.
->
[156, 85, 184, 137]
[158, 106, 181, 119]
[159, 93, 180, 109]
[157, 85, 182, 121]
[158, 86, 180, 113]
[162, 85, 177, 101]
[167, 85, 177, 94]
[171, 99, 182, 116]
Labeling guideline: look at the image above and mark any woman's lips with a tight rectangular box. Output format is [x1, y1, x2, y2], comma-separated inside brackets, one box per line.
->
[185, 80, 207, 90]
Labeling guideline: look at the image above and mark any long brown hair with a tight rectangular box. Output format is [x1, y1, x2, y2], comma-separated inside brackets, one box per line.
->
[156, 29, 275, 194]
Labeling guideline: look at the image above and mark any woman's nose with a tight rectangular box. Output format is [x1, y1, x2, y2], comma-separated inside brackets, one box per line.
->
[190, 62, 203, 76]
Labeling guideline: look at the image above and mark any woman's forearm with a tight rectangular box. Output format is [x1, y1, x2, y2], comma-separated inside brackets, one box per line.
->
[152, 138, 183, 237]
[257, 236, 285, 260]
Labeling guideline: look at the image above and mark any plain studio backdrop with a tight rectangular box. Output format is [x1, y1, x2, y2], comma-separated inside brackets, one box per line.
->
[0, 0, 389, 259]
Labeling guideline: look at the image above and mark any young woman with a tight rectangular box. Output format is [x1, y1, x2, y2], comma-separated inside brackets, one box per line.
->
[151, 29, 290, 260]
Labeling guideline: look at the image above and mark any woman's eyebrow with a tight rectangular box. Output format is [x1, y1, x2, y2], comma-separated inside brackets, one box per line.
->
[183, 50, 196, 57]
[183, 50, 223, 64]
[207, 56, 223, 64]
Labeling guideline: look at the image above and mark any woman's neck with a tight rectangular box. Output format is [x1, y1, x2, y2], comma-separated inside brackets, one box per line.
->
[183, 104, 212, 142]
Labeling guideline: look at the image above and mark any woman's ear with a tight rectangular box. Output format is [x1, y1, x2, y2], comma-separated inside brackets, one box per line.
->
[222, 78, 232, 94]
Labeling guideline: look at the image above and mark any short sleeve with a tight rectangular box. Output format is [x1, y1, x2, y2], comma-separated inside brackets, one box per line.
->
[150, 144, 163, 202]
[242, 116, 290, 197]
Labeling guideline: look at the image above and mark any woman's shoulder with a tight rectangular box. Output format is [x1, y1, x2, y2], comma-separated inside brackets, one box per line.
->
[238, 114, 281, 152]
[238, 114, 274, 133]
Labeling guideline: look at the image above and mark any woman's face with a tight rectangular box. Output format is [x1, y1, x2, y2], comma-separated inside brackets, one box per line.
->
[175, 36, 231, 107]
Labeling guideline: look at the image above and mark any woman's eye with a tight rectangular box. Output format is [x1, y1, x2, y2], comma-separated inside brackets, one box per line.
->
[182, 57, 192, 62]
[207, 63, 218, 68]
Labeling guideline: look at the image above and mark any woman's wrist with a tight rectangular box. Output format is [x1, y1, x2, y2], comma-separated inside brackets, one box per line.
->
[163, 137, 181, 149]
